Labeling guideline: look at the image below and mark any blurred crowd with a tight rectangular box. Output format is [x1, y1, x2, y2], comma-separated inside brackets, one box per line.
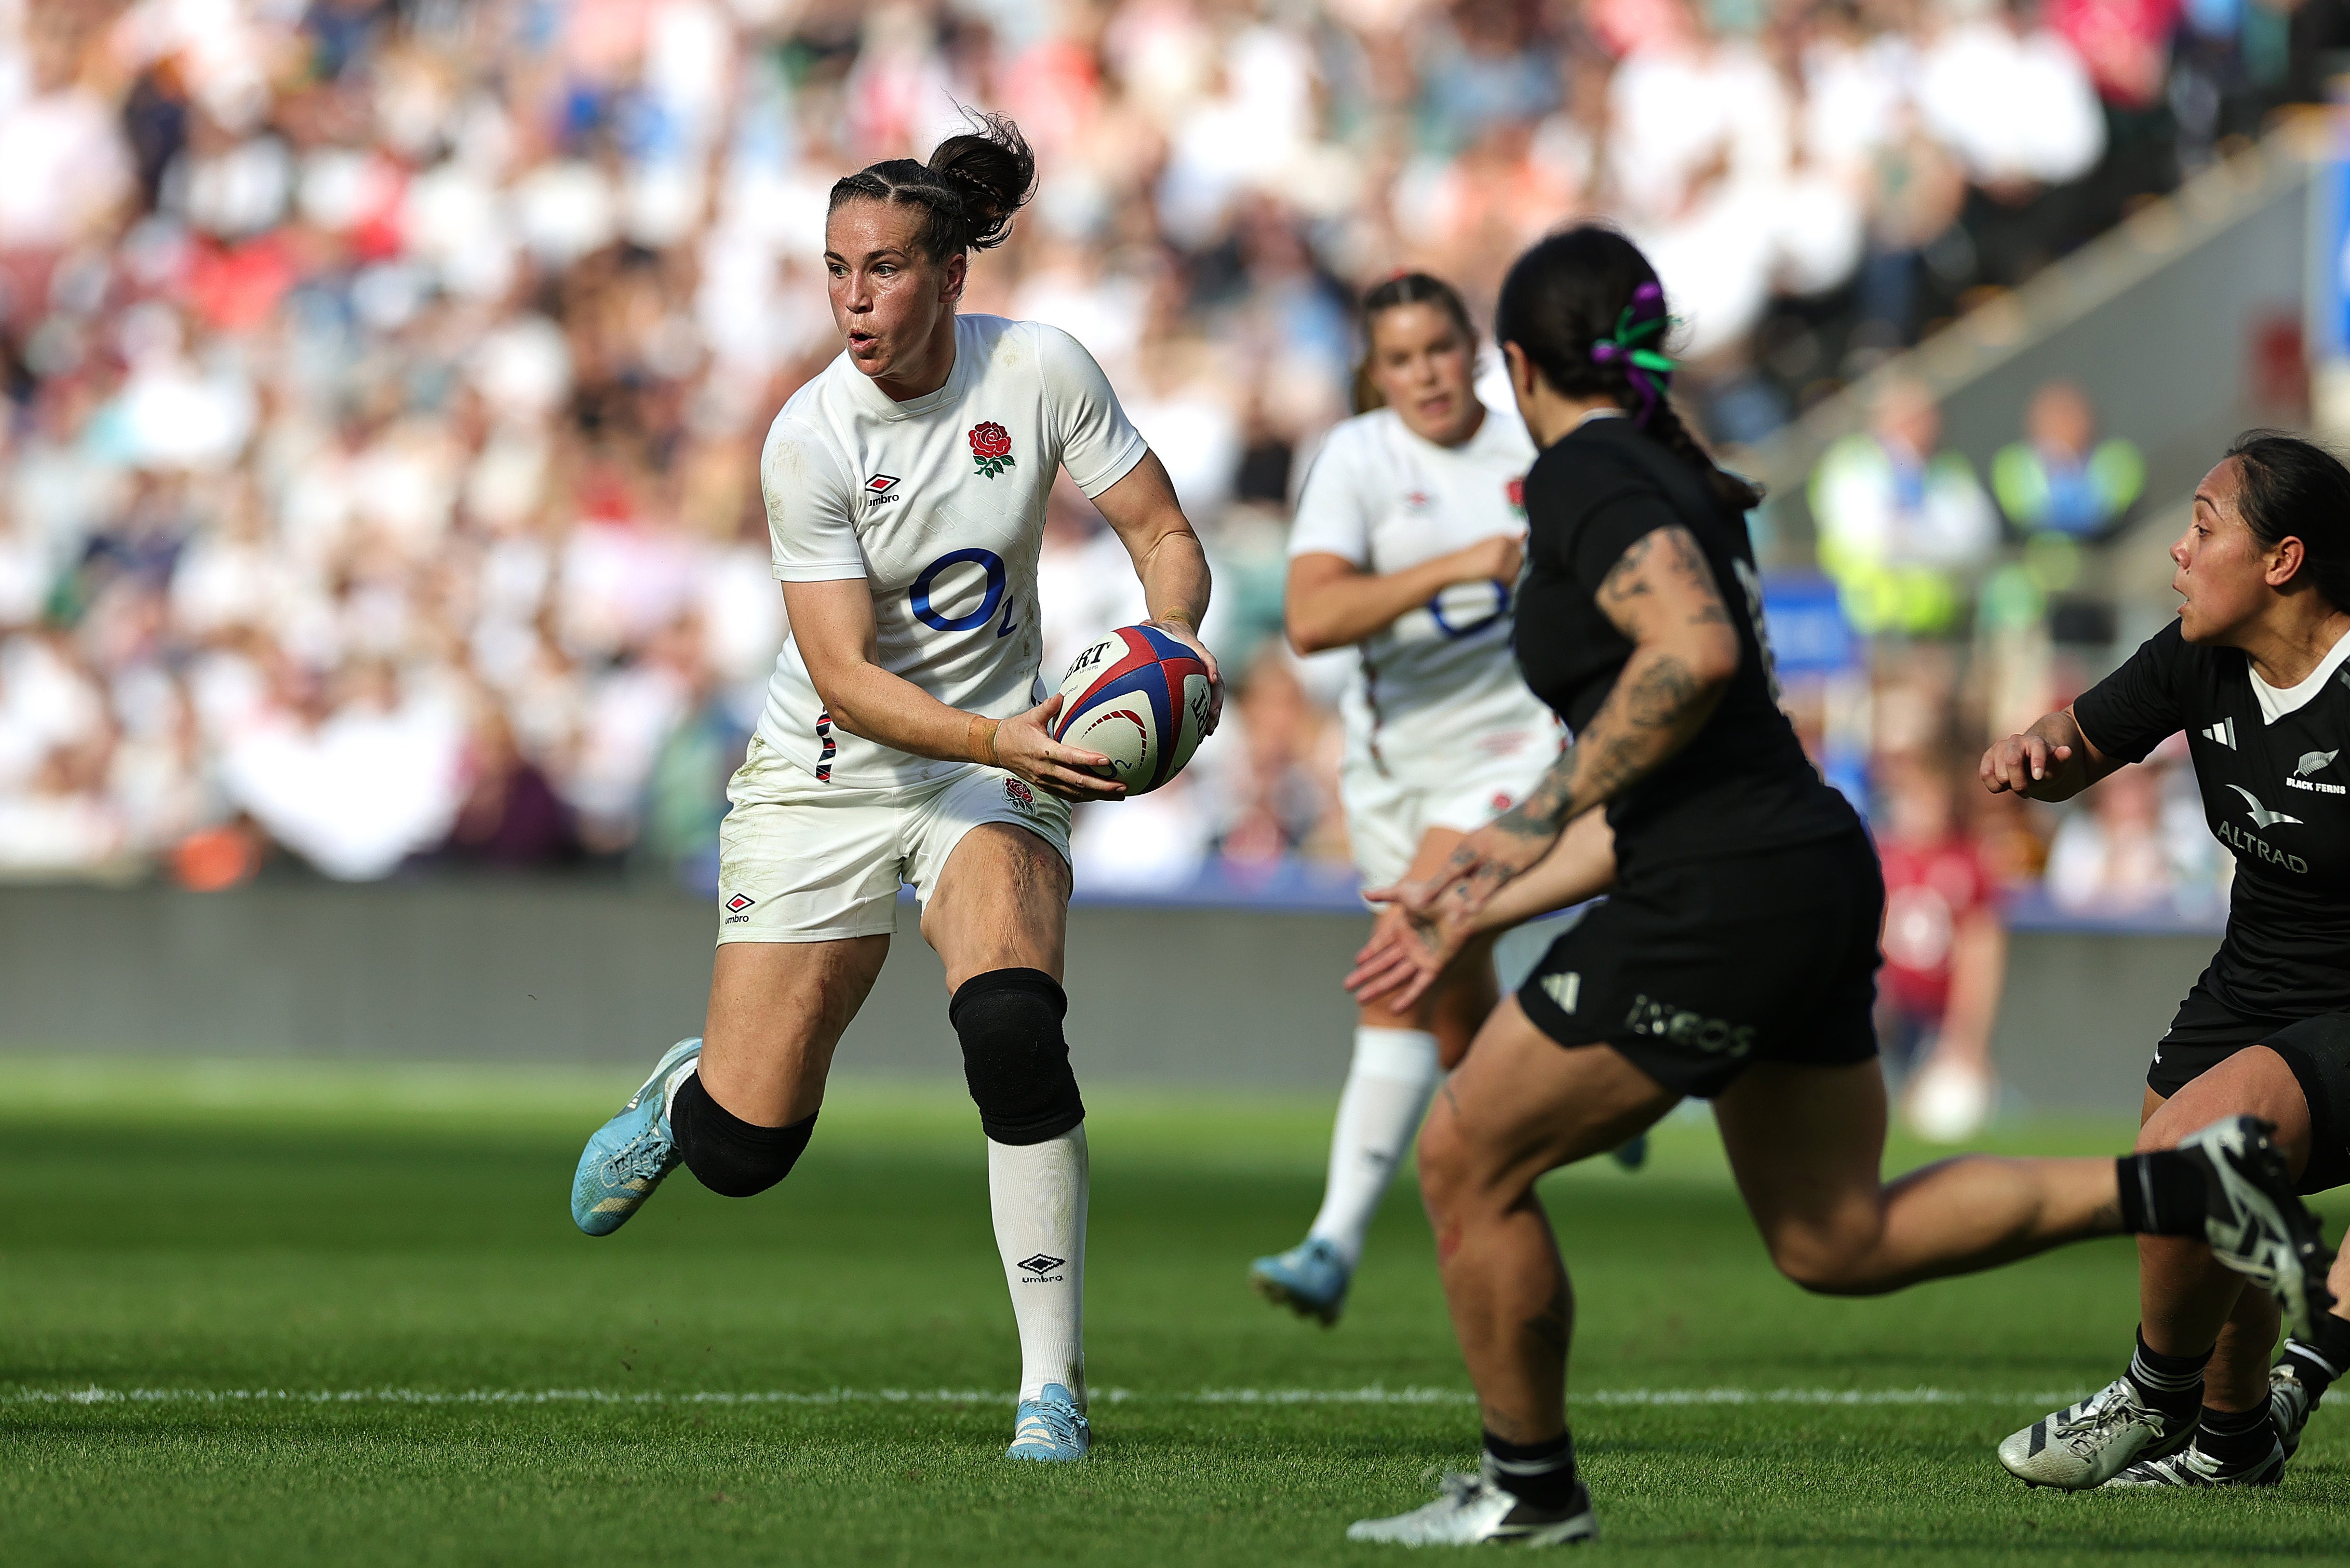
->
[0, 0, 2316, 893]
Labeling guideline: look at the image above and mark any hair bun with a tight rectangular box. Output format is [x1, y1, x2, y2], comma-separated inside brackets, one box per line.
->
[925, 110, 1037, 252]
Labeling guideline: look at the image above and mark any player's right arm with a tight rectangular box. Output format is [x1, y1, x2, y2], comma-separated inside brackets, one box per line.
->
[766, 414, 1118, 801]
[783, 577, 1124, 800]
[1286, 540, 1525, 654]
[1980, 706, 2118, 801]
[1283, 428, 1524, 654]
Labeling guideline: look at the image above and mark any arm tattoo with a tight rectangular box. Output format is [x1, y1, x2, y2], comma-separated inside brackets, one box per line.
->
[1463, 528, 1731, 867]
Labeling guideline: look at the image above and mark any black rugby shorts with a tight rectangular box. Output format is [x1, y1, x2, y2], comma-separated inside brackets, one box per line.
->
[2155, 986, 2350, 1194]
[1516, 830, 1883, 1100]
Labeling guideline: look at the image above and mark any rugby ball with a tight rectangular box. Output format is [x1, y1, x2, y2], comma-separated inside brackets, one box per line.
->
[1051, 625, 1212, 795]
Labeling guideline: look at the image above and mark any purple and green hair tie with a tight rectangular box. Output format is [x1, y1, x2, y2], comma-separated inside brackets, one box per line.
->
[1589, 281, 1677, 425]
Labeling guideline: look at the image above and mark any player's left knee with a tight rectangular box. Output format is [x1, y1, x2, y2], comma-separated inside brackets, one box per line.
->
[1767, 1229, 1887, 1296]
[950, 968, 1084, 1145]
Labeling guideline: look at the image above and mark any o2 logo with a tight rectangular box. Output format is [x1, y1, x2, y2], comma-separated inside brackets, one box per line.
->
[1428, 579, 1510, 639]
[910, 548, 1017, 639]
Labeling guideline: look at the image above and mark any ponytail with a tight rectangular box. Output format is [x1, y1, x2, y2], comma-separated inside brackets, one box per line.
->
[828, 110, 1038, 261]
[1494, 225, 1763, 515]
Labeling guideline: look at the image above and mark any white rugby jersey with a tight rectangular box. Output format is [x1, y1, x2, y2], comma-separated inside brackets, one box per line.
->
[758, 314, 1148, 786]
[1287, 403, 1558, 781]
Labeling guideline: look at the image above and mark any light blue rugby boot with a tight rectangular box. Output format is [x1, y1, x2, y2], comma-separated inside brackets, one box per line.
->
[1006, 1383, 1091, 1461]
[570, 1038, 702, 1236]
[1248, 1236, 1351, 1326]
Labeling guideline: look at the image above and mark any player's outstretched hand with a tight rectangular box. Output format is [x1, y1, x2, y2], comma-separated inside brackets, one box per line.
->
[996, 695, 1127, 802]
[1144, 617, 1225, 735]
[1405, 819, 1550, 923]
[1980, 730, 2071, 795]
[1344, 883, 1466, 1013]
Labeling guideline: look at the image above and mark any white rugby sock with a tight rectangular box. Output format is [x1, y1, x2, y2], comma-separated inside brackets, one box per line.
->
[1306, 1028, 1443, 1268]
[988, 1124, 1088, 1405]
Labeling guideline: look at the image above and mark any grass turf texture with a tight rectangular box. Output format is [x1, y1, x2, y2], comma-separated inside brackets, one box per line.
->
[2, 1060, 2345, 1566]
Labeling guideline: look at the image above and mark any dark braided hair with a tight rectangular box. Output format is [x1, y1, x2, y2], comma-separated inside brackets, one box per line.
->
[1352, 272, 1478, 415]
[827, 111, 1038, 262]
[2225, 429, 2350, 613]
[1494, 225, 1764, 513]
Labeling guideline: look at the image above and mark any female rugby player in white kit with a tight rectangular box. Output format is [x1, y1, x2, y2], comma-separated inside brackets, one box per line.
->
[566, 114, 1220, 1464]
[1247, 273, 1558, 1325]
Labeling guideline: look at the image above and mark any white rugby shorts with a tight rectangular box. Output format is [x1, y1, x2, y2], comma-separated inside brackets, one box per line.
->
[716, 734, 1073, 943]
[1339, 724, 1561, 894]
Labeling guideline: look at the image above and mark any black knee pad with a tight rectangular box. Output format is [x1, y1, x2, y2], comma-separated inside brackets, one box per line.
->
[670, 1073, 817, 1198]
[949, 968, 1085, 1145]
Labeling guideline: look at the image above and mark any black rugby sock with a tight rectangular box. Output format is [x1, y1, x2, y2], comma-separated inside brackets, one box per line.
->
[2280, 1311, 2350, 1407]
[1482, 1429, 1579, 1511]
[2116, 1151, 2208, 1236]
[2196, 1402, 2276, 1467]
[2126, 1330, 2210, 1422]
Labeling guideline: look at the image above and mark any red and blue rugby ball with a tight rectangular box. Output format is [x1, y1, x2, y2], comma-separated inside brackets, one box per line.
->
[1050, 625, 1212, 795]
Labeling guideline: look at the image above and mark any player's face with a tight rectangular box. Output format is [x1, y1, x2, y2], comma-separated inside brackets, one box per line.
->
[824, 200, 967, 383]
[2172, 458, 2277, 644]
[1368, 303, 1481, 445]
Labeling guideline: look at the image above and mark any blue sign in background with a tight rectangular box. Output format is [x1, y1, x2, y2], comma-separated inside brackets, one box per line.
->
[1758, 574, 1858, 677]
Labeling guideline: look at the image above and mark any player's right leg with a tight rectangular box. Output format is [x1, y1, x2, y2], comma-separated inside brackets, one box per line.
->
[1348, 997, 1675, 1545]
[570, 938, 890, 1233]
[571, 751, 902, 1234]
[1253, 823, 1495, 1326]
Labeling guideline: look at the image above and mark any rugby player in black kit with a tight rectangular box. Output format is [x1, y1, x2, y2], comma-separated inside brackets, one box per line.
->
[1339, 227, 2334, 1547]
[1985, 432, 2350, 1491]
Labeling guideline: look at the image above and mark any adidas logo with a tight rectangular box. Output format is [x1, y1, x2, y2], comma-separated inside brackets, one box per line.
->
[1542, 971, 1582, 1015]
[2202, 718, 2237, 749]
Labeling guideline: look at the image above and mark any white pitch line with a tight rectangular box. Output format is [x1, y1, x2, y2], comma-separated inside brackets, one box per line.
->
[4, 1386, 2079, 1409]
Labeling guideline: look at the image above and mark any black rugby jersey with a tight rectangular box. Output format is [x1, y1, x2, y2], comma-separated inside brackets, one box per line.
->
[2074, 618, 2350, 1019]
[1511, 416, 1858, 873]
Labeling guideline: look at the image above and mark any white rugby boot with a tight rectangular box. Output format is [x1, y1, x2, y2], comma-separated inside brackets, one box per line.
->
[2105, 1431, 2286, 1488]
[1346, 1470, 1597, 1547]
[2177, 1115, 2335, 1340]
[2271, 1361, 2314, 1462]
[1997, 1377, 2195, 1490]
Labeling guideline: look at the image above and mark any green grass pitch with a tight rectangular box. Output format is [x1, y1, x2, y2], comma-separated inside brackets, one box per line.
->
[2, 1058, 2345, 1566]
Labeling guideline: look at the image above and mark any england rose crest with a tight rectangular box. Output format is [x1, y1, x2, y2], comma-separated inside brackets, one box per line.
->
[969, 421, 1015, 479]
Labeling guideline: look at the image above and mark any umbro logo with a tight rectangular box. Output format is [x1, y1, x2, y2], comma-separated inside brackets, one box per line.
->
[726, 894, 755, 912]
[2228, 785, 2302, 830]
[2201, 718, 2238, 749]
[865, 474, 899, 493]
[1015, 1252, 1066, 1278]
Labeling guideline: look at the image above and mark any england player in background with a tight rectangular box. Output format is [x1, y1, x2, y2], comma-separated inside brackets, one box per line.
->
[567, 113, 1220, 1464]
[1247, 273, 1559, 1325]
